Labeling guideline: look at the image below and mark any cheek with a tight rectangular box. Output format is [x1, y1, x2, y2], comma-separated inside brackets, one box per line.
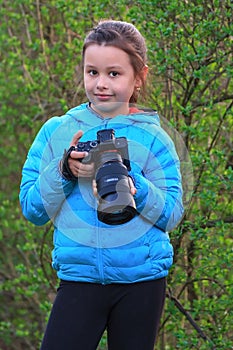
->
[84, 78, 92, 93]
[118, 80, 135, 98]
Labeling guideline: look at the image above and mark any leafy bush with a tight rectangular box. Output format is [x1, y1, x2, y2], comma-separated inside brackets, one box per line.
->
[0, 0, 232, 349]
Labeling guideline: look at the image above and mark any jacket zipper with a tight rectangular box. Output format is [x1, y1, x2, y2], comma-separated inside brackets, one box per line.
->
[96, 203, 105, 284]
[96, 118, 111, 284]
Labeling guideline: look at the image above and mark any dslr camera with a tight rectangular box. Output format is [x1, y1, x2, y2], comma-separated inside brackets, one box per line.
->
[76, 129, 137, 225]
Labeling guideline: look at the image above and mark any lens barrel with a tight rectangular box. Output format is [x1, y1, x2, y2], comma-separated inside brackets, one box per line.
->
[95, 152, 137, 225]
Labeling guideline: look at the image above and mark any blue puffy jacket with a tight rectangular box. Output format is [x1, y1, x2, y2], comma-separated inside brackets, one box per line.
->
[19, 103, 183, 284]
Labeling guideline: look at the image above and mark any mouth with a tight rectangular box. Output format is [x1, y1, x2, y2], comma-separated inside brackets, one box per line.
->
[94, 94, 113, 101]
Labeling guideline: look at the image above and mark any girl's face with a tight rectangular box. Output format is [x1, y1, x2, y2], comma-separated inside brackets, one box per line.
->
[83, 44, 141, 118]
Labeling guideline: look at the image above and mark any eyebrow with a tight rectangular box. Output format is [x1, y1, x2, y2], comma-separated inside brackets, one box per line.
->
[84, 64, 123, 70]
[107, 66, 123, 70]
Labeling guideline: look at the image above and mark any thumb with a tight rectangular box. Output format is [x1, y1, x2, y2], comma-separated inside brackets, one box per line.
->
[70, 130, 83, 147]
[128, 176, 137, 195]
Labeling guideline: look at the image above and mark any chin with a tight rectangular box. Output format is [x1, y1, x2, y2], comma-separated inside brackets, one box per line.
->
[92, 101, 128, 116]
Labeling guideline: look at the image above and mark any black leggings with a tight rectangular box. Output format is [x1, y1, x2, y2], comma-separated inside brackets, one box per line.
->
[40, 278, 166, 350]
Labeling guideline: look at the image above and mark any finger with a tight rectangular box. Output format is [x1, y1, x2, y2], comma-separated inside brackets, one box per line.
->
[92, 179, 98, 197]
[69, 151, 88, 160]
[78, 162, 94, 173]
[68, 159, 95, 178]
[78, 166, 94, 178]
[70, 130, 83, 147]
[129, 177, 137, 195]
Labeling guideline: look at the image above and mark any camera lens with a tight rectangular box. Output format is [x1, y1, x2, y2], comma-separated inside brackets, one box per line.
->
[98, 198, 137, 225]
[95, 154, 137, 225]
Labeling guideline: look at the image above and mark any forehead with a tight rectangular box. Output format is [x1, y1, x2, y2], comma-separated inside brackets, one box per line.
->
[84, 44, 132, 67]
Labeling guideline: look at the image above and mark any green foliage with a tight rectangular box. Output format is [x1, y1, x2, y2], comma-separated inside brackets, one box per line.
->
[0, 0, 232, 349]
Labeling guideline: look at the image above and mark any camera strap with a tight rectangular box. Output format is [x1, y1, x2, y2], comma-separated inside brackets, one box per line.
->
[60, 146, 79, 181]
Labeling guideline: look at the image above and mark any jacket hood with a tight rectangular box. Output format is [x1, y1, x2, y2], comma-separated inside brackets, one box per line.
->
[65, 102, 161, 129]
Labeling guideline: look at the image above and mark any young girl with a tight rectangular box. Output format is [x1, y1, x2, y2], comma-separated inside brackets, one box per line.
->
[20, 20, 183, 350]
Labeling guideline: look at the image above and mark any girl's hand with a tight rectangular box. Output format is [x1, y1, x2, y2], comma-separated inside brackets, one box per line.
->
[128, 177, 137, 196]
[68, 130, 95, 178]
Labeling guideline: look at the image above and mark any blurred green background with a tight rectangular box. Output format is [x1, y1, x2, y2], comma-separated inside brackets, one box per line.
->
[0, 1, 232, 349]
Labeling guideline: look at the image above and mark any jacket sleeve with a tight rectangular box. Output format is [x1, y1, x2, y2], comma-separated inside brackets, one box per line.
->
[19, 119, 75, 226]
[130, 128, 184, 232]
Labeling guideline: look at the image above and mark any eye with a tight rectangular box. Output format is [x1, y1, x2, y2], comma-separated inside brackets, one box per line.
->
[109, 71, 119, 77]
[88, 69, 98, 76]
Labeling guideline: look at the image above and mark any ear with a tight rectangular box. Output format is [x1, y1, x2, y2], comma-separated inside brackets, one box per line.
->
[135, 65, 149, 88]
[142, 65, 149, 80]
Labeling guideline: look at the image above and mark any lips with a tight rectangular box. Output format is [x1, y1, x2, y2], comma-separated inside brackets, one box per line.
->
[95, 94, 113, 101]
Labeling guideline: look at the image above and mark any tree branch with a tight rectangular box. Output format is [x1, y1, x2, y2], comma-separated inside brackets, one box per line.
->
[39, 223, 57, 292]
[192, 99, 233, 197]
[166, 288, 217, 349]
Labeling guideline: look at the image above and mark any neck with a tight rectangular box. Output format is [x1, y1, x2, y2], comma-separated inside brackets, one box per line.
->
[89, 102, 130, 118]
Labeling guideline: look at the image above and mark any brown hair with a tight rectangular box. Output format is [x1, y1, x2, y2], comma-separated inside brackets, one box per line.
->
[82, 20, 147, 103]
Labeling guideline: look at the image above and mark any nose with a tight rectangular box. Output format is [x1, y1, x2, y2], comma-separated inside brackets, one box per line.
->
[96, 74, 108, 90]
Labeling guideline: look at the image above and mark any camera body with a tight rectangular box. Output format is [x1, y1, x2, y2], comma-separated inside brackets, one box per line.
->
[76, 129, 137, 225]
[75, 129, 130, 170]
